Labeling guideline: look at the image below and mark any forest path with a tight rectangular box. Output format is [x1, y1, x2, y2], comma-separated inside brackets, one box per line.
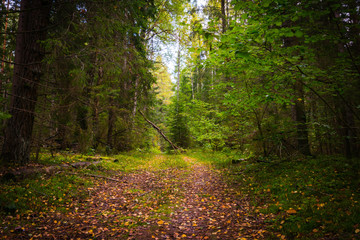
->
[8, 155, 268, 239]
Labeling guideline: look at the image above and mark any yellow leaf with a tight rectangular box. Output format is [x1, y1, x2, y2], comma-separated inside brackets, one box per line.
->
[157, 220, 164, 225]
[355, 229, 360, 234]
[286, 209, 297, 214]
[88, 229, 93, 234]
[181, 234, 187, 238]
[313, 229, 318, 233]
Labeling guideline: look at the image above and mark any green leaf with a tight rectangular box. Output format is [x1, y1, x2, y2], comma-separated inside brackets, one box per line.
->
[294, 30, 303, 38]
[235, 51, 250, 58]
[291, 16, 299, 22]
[0, 112, 11, 120]
[285, 31, 294, 37]
[263, 0, 272, 7]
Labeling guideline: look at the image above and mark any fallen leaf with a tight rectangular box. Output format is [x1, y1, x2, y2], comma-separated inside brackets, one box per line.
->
[286, 209, 297, 214]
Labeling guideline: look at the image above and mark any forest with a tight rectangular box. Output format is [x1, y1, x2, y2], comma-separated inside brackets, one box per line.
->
[0, 0, 359, 239]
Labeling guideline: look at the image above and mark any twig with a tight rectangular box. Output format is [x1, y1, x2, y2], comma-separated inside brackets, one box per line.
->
[29, 187, 50, 197]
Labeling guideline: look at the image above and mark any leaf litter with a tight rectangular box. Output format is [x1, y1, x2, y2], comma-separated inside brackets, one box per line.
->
[1, 155, 271, 239]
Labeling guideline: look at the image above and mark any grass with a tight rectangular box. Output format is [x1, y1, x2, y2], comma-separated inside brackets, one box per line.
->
[100, 151, 189, 172]
[192, 150, 360, 239]
[33, 151, 94, 165]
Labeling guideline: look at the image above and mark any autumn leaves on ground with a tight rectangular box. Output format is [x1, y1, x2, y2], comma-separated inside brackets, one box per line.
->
[1, 152, 359, 239]
[0, 153, 268, 239]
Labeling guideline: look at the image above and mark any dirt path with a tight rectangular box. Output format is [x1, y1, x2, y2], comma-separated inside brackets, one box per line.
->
[5, 156, 269, 239]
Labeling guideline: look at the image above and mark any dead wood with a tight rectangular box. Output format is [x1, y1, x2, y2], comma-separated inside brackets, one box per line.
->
[138, 110, 181, 153]
[66, 172, 122, 182]
[0, 160, 103, 181]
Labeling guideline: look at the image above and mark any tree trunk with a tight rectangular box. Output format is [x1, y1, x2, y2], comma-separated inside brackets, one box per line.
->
[341, 105, 358, 158]
[1, 0, 51, 165]
[221, 0, 226, 33]
[132, 77, 139, 119]
[176, 39, 181, 101]
[293, 80, 311, 156]
[92, 64, 103, 147]
[1, 0, 10, 75]
[107, 102, 115, 148]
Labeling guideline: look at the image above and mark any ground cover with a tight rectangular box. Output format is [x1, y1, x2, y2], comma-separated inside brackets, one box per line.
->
[0, 151, 359, 239]
[189, 151, 360, 239]
[0, 152, 269, 239]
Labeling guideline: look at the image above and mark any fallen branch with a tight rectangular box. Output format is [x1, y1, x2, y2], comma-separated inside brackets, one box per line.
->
[70, 161, 101, 168]
[67, 172, 122, 183]
[138, 110, 181, 153]
[0, 160, 103, 181]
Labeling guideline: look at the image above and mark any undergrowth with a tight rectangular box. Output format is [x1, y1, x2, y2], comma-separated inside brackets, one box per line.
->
[191, 150, 360, 239]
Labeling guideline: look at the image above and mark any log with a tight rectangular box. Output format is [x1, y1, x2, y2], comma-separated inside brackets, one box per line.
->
[0, 160, 102, 181]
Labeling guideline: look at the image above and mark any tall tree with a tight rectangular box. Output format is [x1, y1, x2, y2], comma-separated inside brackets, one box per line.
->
[1, 0, 51, 164]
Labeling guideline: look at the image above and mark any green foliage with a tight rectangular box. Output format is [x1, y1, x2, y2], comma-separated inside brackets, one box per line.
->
[186, 100, 229, 150]
[28, 0, 164, 154]
[168, 98, 191, 149]
[171, 0, 360, 157]
[0, 111, 11, 120]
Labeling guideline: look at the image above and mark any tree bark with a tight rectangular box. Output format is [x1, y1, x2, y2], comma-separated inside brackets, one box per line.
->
[221, 0, 226, 33]
[292, 79, 311, 156]
[1, 0, 51, 165]
[1, 0, 10, 75]
[107, 103, 115, 148]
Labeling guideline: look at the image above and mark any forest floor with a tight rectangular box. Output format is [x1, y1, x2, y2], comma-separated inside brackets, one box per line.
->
[0, 154, 270, 239]
[1, 151, 359, 239]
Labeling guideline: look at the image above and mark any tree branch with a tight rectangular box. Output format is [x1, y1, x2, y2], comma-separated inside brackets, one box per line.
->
[138, 110, 180, 153]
